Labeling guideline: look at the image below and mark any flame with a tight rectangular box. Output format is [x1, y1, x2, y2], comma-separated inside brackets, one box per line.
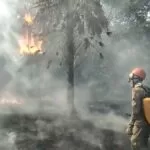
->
[18, 13, 44, 56]
[19, 32, 43, 56]
[24, 13, 34, 25]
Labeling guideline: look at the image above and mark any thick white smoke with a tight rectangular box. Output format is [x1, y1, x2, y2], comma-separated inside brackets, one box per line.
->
[0, 0, 134, 149]
[0, 0, 129, 128]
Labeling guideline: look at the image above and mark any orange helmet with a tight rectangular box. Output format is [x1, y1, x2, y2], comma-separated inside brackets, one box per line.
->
[129, 68, 146, 80]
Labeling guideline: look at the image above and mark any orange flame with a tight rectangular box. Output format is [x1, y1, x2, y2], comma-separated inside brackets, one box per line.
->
[24, 13, 34, 25]
[19, 33, 43, 55]
[19, 13, 44, 56]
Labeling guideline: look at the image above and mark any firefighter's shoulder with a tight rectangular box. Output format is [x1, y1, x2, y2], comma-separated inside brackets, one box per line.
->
[134, 83, 145, 93]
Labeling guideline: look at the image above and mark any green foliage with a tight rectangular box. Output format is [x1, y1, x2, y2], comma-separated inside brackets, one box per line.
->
[126, 0, 150, 36]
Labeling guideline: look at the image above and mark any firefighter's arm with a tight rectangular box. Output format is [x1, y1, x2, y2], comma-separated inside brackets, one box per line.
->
[126, 88, 144, 135]
[129, 88, 145, 125]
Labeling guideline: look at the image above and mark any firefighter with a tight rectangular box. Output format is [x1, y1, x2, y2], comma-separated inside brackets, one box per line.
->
[126, 68, 149, 150]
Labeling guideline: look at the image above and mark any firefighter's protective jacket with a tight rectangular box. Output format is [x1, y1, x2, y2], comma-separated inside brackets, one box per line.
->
[129, 83, 147, 126]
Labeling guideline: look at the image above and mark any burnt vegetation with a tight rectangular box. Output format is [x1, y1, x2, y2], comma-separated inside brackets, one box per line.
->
[2, 0, 150, 150]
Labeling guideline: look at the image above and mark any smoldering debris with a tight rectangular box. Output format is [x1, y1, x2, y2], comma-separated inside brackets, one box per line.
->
[0, 113, 130, 150]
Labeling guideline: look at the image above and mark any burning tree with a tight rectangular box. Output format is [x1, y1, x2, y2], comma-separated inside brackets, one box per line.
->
[18, 12, 45, 56]
[30, 0, 111, 117]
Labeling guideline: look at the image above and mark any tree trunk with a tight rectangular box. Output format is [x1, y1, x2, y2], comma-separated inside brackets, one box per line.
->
[67, 39, 76, 117]
[66, 13, 78, 118]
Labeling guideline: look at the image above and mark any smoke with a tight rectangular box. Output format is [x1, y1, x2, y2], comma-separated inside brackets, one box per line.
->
[84, 0, 150, 132]
[0, 0, 142, 149]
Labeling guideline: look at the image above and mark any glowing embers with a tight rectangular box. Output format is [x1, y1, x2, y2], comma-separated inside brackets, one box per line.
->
[0, 96, 24, 105]
[0, 98, 23, 105]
